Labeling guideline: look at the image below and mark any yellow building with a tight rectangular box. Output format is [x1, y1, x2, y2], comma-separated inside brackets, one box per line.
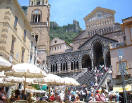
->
[0, 0, 36, 64]
[110, 17, 132, 101]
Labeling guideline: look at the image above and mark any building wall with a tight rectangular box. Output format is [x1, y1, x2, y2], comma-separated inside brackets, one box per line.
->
[111, 46, 132, 78]
[110, 17, 132, 79]
[0, 0, 35, 64]
[50, 38, 71, 55]
[124, 22, 132, 45]
[84, 7, 115, 31]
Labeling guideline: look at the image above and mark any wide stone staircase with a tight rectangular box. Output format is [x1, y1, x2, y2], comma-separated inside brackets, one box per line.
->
[72, 68, 88, 80]
[73, 67, 110, 90]
[76, 69, 96, 89]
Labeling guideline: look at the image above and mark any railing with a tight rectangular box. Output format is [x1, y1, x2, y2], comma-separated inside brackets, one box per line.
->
[110, 42, 126, 49]
[30, 22, 48, 26]
[93, 68, 112, 95]
[73, 68, 88, 80]
[76, 69, 96, 88]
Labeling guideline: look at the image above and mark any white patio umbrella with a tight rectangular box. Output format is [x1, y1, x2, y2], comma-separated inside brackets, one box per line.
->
[5, 63, 46, 92]
[63, 77, 73, 86]
[0, 71, 5, 77]
[5, 63, 46, 78]
[4, 77, 25, 83]
[63, 77, 80, 86]
[26, 89, 46, 93]
[34, 74, 64, 86]
[0, 56, 12, 72]
[70, 78, 80, 86]
[43, 74, 64, 85]
[0, 78, 15, 87]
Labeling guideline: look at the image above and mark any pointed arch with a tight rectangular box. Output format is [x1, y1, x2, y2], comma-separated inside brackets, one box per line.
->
[93, 41, 104, 67]
[82, 54, 92, 70]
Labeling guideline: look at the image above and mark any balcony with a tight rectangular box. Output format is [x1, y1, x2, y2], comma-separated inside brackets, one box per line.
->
[30, 22, 48, 26]
[110, 42, 126, 49]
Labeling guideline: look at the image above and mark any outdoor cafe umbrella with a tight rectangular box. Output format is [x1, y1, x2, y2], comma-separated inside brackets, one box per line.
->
[0, 56, 12, 72]
[34, 74, 65, 97]
[4, 77, 35, 84]
[64, 77, 80, 86]
[0, 78, 15, 87]
[5, 63, 46, 92]
[0, 71, 5, 77]
[5, 63, 46, 78]
[34, 74, 64, 86]
[69, 78, 80, 86]
[0, 72, 15, 86]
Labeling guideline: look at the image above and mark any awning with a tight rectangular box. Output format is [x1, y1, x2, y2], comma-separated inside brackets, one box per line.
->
[113, 84, 132, 92]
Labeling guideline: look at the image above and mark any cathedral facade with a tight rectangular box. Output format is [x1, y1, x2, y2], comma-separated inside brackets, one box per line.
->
[47, 7, 124, 76]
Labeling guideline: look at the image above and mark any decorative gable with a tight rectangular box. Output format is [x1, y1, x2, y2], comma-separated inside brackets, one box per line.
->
[84, 7, 115, 22]
[78, 34, 117, 50]
[50, 38, 65, 46]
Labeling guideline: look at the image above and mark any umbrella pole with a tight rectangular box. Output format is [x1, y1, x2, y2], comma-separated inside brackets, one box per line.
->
[24, 73, 26, 94]
[49, 86, 51, 98]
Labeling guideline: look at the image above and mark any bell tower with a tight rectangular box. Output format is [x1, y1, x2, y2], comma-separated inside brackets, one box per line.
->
[27, 0, 50, 65]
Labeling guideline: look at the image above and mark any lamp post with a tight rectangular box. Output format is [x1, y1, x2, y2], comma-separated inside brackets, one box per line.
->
[118, 56, 127, 103]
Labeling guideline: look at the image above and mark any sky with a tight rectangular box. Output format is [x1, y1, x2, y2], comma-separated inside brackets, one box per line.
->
[18, 0, 132, 29]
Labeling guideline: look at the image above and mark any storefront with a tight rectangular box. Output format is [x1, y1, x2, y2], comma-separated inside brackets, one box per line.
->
[113, 84, 132, 103]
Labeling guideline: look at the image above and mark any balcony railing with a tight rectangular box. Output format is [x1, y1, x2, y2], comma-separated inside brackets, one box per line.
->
[110, 42, 126, 49]
[30, 22, 48, 26]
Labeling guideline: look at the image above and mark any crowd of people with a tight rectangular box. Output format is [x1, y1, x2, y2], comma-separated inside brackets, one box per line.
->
[0, 85, 121, 103]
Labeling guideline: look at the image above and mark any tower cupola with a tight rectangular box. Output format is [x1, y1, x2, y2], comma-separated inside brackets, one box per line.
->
[30, 0, 48, 6]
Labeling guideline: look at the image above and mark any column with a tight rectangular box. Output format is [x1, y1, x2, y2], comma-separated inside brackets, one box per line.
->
[68, 62, 71, 72]
[78, 60, 82, 70]
[103, 54, 106, 67]
[91, 58, 94, 70]
[74, 61, 76, 70]
[91, 49, 94, 69]
[58, 63, 61, 73]
[40, 0, 43, 5]
[103, 47, 108, 67]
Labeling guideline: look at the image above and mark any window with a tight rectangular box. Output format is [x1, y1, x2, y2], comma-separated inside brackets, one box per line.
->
[42, 0, 44, 5]
[45, 0, 48, 4]
[14, 16, 18, 29]
[30, 52, 33, 62]
[10, 36, 15, 55]
[37, 0, 40, 5]
[31, 1, 33, 5]
[32, 35, 34, 38]
[61, 63, 63, 71]
[24, 30, 26, 41]
[32, 10, 41, 23]
[63, 63, 65, 71]
[21, 48, 25, 62]
[35, 35, 38, 42]
[117, 61, 128, 73]
[71, 62, 73, 70]
[54, 40, 57, 43]
[55, 64, 58, 72]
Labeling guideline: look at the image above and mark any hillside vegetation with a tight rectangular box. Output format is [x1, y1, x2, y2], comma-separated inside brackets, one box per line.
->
[50, 27, 79, 43]
[50, 21, 81, 43]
